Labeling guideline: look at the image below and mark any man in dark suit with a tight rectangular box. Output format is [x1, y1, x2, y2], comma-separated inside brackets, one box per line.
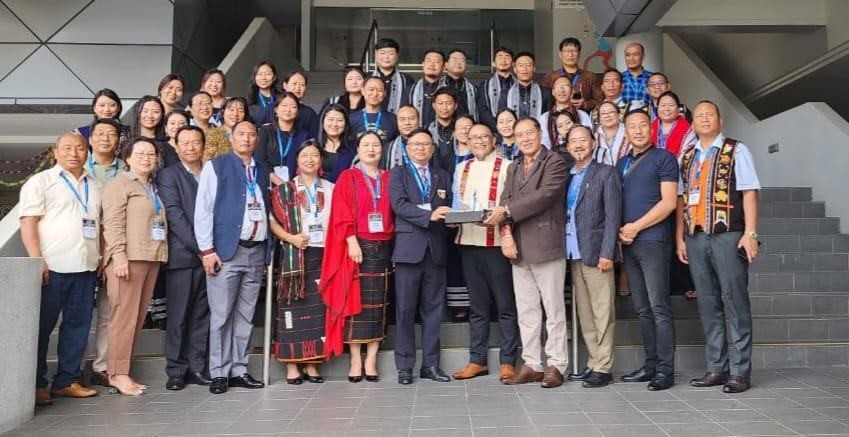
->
[563, 125, 622, 388]
[157, 125, 212, 391]
[484, 117, 569, 389]
[389, 128, 453, 385]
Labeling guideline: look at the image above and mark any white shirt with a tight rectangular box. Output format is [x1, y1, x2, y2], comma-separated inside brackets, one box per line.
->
[18, 165, 101, 272]
[295, 176, 334, 248]
[195, 158, 268, 253]
[538, 109, 592, 150]
[677, 133, 761, 195]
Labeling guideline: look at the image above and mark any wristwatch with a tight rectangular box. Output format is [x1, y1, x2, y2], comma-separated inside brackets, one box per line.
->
[746, 231, 759, 240]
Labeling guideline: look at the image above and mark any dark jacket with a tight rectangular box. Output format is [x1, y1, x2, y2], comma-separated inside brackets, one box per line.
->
[156, 162, 200, 270]
[389, 163, 452, 265]
[572, 161, 622, 266]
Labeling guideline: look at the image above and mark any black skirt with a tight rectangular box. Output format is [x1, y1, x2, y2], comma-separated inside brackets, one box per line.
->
[345, 239, 393, 343]
[274, 246, 327, 362]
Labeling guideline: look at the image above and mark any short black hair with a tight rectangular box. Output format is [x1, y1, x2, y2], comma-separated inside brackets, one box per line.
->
[174, 125, 206, 145]
[602, 68, 622, 81]
[558, 37, 581, 52]
[623, 108, 650, 124]
[447, 48, 468, 59]
[90, 88, 122, 119]
[375, 38, 400, 51]
[422, 48, 445, 62]
[433, 87, 457, 101]
[657, 90, 681, 108]
[649, 71, 668, 82]
[282, 68, 309, 85]
[157, 73, 185, 94]
[566, 124, 593, 141]
[122, 136, 159, 162]
[407, 127, 433, 140]
[494, 46, 514, 58]
[514, 116, 540, 131]
[190, 90, 212, 105]
[514, 51, 535, 63]
[695, 100, 721, 118]
[89, 118, 121, 137]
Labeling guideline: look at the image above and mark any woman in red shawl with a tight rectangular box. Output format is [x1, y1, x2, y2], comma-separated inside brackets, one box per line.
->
[651, 91, 695, 159]
[320, 131, 394, 382]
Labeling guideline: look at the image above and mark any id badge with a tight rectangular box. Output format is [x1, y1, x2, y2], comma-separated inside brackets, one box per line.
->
[248, 203, 264, 221]
[417, 203, 432, 211]
[368, 212, 384, 233]
[566, 221, 573, 235]
[688, 188, 701, 206]
[82, 218, 97, 240]
[308, 224, 324, 245]
[273, 166, 290, 182]
[151, 217, 166, 241]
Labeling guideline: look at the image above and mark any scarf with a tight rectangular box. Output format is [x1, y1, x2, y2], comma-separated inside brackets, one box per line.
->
[270, 182, 305, 303]
[373, 69, 403, 113]
[507, 82, 543, 119]
[439, 75, 477, 120]
[486, 73, 513, 117]
[384, 136, 408, 170]
[593, 124, 630, 165]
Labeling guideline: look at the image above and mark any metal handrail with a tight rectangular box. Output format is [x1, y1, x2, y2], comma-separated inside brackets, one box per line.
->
[489, 19, 501, 73]
[359, 19, 379, 72]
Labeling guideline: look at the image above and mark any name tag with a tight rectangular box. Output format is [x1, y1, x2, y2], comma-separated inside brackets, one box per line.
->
[688, 188, 701, 206]
[566, 221, 573, 235]
[367, 212, 384, 233]
[151, 217, 166, 241]
[273, 166, 290, 182]
[417, 203, 432, 211]
[308, 224, 324, 245]
[248, 203, 264, 222]
[82, 219, 97, 240]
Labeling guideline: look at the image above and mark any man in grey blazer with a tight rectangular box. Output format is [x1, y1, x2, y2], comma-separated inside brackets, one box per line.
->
[563, 125, 622, 388]
[485, 117, 569, 388]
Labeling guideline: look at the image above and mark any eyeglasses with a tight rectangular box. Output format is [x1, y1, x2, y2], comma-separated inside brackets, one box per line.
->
[468, 134, 491, 143]
[648, 81, 668, 88]
[408, 141, 432, 149]
[132, 152, 158, 160]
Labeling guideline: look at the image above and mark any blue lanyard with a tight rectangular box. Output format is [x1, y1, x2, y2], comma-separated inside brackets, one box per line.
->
[657, 120, 676, 150]
[691, 147, 718, 182]
[87, 155, 119, 179]
[136, 180, 162, 216]
[258, 92, 274, 108]
[59, 172, 89, 215]
[245, 165, 259, 201]
[303, 178, 319, 218]
[408, 163, 430, 200]
[621, 155, 635, 178]
[363, 111, 383, 133]
[566, 171, 583, 211]
[358, 166, 382, 210]
[275, 129, 294, 166]
[399, 138, 409, 165]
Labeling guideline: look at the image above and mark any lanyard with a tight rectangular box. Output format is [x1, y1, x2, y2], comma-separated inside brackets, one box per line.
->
[245, 165, 259, 201]
[621, 148, 652, 179]
[87, 155, 119, 179]
[399, 138, 409, 164]
[363, 111, 383, 133]
[691, 147, 717, 183]
[657, 120, 676, 150]
[59, 172, 89, 215]
[302, 177, 319, 218]
[258, 91, 274, 108]
[561, 68, 581, 88]
[275, 128, 294, 166]
[358, 166, 382, 210]
[566, 170, 583, 211]
[136, 180, 162, 216]
[408, 163, 430, 200]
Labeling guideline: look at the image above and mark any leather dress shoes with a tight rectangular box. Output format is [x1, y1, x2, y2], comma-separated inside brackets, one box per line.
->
[453, 363, 489, 380]
[209, 377, 228, 394]
[541, 366, 564, 388]
[90, 370, 110, 387]
[582, 372, 613, 388]
[166, 377, 185, 391]
[722, 375, 751, 393]
[504, 365, 544, 385]
[229, 373, 264, 389]
[690, 372, 729, 387]
[647, 373, 674, 391]
[398, 369, 414, 385]
[567, 367, 592, 382]
[185, 371, 213, 386]
[420, 366, 451, 382]
[499, 364, 517, 383]
[35, 388, 52, 406]
[621, 367, 656, 383]
[51, 382, 98, 398]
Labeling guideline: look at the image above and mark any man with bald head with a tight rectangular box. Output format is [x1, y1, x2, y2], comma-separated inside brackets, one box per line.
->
[451, 123, 519, 383]
[20, 132, 101, 405]
[621, 42, 652, 107]
[195, 120, 270, 394]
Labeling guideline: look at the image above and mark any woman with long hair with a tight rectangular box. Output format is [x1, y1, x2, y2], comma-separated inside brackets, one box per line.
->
[247, 60, 279, 126]
[255, 92, 310, 185]
[317, 103, 355, 183]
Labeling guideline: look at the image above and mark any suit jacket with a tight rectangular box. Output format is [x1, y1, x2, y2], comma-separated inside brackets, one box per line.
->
[501, 147, 569, 265]
[156, 162, 200, 270]
[572, 161, 622, 266]
[389, 163, 452, 265]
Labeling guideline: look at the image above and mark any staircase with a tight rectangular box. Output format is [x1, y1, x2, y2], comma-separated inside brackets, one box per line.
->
[45, 187, 849, 381]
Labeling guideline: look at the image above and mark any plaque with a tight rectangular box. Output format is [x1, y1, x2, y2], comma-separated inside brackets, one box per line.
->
[444, 210, 488, 224]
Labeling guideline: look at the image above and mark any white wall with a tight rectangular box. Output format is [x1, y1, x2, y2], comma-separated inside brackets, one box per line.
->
[664, 33, 849, 233]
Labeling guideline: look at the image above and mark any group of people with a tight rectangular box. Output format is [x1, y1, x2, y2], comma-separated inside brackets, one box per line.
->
[21, 35, 761, 407]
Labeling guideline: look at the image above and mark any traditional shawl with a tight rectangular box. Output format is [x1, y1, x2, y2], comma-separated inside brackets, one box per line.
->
[372, 69, 404, 113]
[507, 82, 544, 119]
[438, 75, 477, 120]
[486, 74, 513, 118]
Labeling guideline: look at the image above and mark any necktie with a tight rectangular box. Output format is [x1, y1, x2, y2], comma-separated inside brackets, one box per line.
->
[418, 166, 429, 185]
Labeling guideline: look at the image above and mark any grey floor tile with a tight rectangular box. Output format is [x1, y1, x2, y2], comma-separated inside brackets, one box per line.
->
[412, 404, 469, 417]
[577, 401, 635, 413]
[643, 410, 710, 424]
[631, 400, 695, 412]
[344, 431, 409, 437]
[701, 408, 772, 423]
[409, 430, 472, 437]
[816, 407, 849, 420]
[618, 390, 677, 402]
[761, 407, 833, 423]
[659, 422, 733, 437]
[14, 414, 68, 429]
[715, 420, 798, 436]
[738, 397, 804, 409]
[685, 399, 750, 410]
[528, 412, 591, 426]
[295, 406, 358, 420]
[349, 416, 412, 430]
[598, 424, 667, 437]
[793, 396, 849, 408]
[410, 415, 471, 430]
[535, 425, 604, 437]
[156, 421, 238, 436]
[470, 414, 532, 428]
[782, 419, 849, 435]
[286, 417, 352, 433]
[356, 405, 414, 418]
[586, 410, 651, 425]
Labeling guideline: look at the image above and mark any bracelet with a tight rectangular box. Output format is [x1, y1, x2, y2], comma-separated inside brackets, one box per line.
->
[200, 248, 216, 257]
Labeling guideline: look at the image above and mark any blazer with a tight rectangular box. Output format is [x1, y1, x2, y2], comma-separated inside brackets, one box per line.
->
[572, 161, 622, 266]
[389, 163, 452, 265]
[156, 162, 201, 270]
[501, 147, 569, 265]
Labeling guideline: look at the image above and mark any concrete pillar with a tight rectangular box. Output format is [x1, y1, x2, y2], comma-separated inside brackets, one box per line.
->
[615, 30, 663, 73]
[301, 0, 312, 70]
[0, 258, 42, 433]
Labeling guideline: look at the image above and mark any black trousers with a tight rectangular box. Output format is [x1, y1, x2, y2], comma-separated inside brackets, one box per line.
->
[394, 249, 446, 370]
[461, 246, 518, 366]
[164, 266, 209, 378]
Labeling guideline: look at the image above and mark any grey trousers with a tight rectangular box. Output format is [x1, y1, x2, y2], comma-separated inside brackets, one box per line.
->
[206, 245, 265, 379]
[686, 231, 753, 377]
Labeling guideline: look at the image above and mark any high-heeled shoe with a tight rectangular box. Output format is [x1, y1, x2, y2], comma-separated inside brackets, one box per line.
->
[348, 374, 362, 383]
[286, 374, 303, 385]
[365, 374, 379, 382]
[305, 374, 324, 383]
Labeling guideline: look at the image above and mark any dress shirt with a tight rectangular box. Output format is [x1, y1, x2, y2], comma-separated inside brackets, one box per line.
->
[621, 68, 652, 106]
[565, 164, 587, 260]
[677, 134, 761, 195]
[18, 165, 101, 272]
[86, 156, 124, 189]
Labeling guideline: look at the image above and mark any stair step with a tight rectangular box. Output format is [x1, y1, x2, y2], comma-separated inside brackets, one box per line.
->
[759, 217, 840, 235]
[749, 253, 849, 273]
[760, 234, 849, 254]
[760, 187, 812, 203]
[759, 201, 826, 218]
[750, 271, 849, 292]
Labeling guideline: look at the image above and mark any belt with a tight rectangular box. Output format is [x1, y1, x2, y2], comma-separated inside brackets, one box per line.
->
[239, 239, 264, 248]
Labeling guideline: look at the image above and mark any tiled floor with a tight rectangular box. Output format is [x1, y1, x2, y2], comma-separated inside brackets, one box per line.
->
[9, 368, 849, 436]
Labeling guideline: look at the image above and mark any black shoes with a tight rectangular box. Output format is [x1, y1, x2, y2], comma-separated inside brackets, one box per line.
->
[690, 372, 729, 387]
[582, 371, 613, 388]
[420, 366, 451, 382]
[621, 367, 656, 383]
[567, 367, 592, 382]
[287, 375, 303, 385]
[166, 377, 185, 391]
[398, 369, 413, 385]
[185, 371, 213, 386]
[209, 377, 228, 394]
[722, 376, 751, 393]
[229, 373, 265, 389]
[647, 373, 674, 391]
[365, 374, 380, 382]
[305, 374, 324, 384]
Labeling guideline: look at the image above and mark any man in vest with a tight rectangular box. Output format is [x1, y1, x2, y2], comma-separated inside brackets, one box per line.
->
[195, 120, 270, 394]
[441, 49, 478, 121]
[477, 46, 514, 130]
[676, 101, 761, 394]
[410, 49, 445, 128]
[451, 123, 519, 383]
